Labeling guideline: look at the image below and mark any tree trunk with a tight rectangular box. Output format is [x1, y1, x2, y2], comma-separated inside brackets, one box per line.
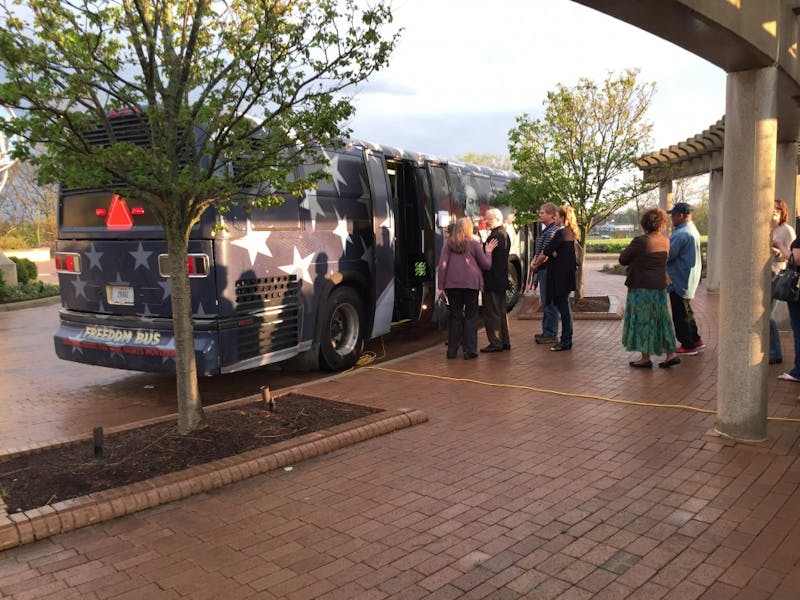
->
[165, 234, 206, 434]
[575, 228, 588, 300]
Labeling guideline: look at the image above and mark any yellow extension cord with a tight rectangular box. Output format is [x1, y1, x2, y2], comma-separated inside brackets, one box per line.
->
[350, 340, 800, 424]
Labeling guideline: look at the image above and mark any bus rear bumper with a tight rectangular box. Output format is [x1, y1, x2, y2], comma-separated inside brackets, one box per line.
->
[53, 312, 221, 376]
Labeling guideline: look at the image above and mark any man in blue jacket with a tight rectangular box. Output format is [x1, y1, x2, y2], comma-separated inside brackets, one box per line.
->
[667, 202, 704, 355]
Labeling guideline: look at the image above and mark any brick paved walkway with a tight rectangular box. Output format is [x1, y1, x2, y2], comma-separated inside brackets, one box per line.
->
[3, 266, 800, 599]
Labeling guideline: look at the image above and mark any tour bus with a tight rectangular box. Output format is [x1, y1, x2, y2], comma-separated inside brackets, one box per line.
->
[53, 121, 531, 375]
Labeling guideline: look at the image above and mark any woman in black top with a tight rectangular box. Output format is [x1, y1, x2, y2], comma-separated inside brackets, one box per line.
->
[619, 208, 678, 368]
[543, 205, 578, 351]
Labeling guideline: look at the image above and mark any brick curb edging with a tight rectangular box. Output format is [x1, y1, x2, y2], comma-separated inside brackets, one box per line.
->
[0, 400, 428, 551]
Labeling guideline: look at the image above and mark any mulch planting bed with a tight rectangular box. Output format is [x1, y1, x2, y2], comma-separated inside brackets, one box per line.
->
[1, 393, 380, 513]
[571, 296, 610, 312]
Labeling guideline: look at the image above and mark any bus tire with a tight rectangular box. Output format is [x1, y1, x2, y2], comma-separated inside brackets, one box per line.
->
[318, 286, 365, 371]
[506, 262, 520, 311]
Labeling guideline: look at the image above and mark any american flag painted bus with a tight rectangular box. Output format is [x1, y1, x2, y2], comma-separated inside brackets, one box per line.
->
[53, 126, 532, 374]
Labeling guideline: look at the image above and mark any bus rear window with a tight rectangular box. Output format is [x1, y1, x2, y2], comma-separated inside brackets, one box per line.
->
[60, 191, 161, 229]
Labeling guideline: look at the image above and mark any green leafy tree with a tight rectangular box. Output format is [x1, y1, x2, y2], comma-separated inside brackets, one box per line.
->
[0, 0, 399, 434]
[507, 69, 656, 294]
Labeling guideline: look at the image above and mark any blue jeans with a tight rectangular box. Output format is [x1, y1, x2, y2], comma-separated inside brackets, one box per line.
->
[538, 267, 559, 337]
[787, 299, 800, 378]
[769, 299, 783, 362]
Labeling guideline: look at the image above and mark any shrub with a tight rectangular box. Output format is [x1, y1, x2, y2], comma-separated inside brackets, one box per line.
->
[0, 279, 59, 303]
[9, 256, 38, 285]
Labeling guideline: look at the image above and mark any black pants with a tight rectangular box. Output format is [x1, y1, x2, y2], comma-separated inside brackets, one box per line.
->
[482, 289, 509, 349]
[446, 288, 479, 357]
[669, 291, 700, 349]
[551, 293, 573, 345]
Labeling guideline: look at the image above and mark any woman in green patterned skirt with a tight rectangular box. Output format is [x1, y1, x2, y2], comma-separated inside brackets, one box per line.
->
[619, 208, 679, 369]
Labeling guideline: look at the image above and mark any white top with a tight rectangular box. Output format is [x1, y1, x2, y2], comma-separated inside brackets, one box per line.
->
[772, 223, 796, 275]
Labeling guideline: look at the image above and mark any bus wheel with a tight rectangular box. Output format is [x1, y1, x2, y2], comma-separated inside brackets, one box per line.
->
[506, 263, 520, 311]
[319, 287, 365, 371]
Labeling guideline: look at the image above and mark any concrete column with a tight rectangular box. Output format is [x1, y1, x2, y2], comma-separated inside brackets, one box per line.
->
[659, 181, 673, 213]
[776, 141, 797, 214]
[716, 66, 777, 442]
[796, 173, 800, 229]
[705, 169, 723, 293]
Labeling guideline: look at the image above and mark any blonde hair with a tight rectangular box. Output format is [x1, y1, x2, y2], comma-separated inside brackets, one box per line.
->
[559, 205, 578, 236]
[448, 217, 473, 253]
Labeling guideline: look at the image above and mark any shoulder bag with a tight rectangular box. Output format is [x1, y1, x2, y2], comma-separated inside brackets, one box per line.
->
[772, 254, 800, 302]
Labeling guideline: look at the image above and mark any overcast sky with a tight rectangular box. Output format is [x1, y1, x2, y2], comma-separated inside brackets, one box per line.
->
[346, 0, 727, 161]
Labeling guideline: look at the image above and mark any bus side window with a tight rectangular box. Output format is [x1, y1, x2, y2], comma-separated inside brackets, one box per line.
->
[429, 165, 452, 219]
[311, 153, 364, 198]
[248, 194, 301, 231]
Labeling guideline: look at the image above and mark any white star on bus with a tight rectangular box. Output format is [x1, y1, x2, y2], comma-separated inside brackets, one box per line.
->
[332, 210, 352, 252]
[231, 221, 272, 265]
[278, 247, 316, 285]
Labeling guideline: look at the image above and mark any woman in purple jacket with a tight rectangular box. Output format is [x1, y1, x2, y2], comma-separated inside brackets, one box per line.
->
[437, 217, 497, 359]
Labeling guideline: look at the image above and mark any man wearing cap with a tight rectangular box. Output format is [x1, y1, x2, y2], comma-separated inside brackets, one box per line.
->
[666, 202, 704, 355]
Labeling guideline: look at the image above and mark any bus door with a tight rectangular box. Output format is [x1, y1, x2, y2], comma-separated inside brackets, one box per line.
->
[386, 158, 435, 321]
[428, 163, 454, 292]
[364, 149, 394, 338]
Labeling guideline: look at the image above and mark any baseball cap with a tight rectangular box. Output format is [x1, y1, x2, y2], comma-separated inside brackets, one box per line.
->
[667, 202, 692, 215]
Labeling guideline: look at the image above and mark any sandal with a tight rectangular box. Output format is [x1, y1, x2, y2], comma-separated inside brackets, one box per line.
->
[777, 372, 800, 382]
[629, 360, 653, 368]
[550, 342, 572, 352]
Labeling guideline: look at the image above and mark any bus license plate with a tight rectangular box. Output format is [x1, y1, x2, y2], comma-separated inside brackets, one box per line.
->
[108, 285, 134, 305]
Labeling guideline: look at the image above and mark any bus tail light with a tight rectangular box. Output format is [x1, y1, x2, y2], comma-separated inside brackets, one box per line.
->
[54, 252, 82, 274]
[158, 254, 210, 278]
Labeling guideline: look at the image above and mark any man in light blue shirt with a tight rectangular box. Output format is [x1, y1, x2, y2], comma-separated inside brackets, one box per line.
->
[666, 202, 703, 355]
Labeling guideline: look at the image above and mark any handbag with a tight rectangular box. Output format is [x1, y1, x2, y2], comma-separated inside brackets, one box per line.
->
[434, 248, 450, 330]
[772, 255, 800, 302]
[433, 293, 449, 330]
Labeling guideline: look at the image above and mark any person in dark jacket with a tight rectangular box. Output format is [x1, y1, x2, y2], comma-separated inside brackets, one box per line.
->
[542, 205, 578, 351]
[437, 217, 497, 359]
[619, 207, 679, 369]
[480, 208, 511, 353]
[529, 203, 559, 344]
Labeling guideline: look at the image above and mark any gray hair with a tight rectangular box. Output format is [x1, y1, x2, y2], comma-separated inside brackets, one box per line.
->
[486, 208, 503, 222]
